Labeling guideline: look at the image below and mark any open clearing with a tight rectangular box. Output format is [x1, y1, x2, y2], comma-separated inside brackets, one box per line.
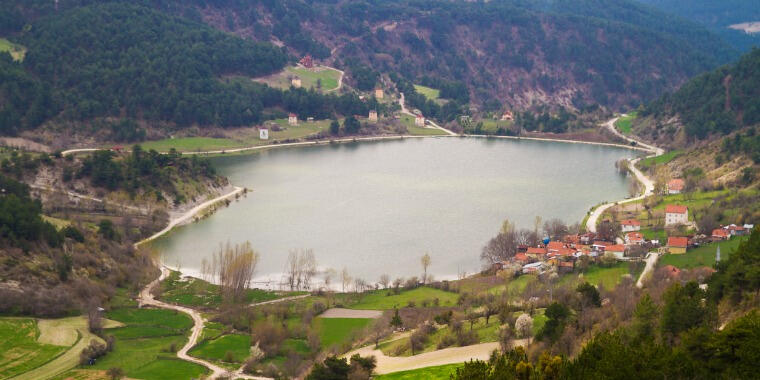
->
[254, 65, 342, 92]
[660, 236, 747, 269]
[414, 84, 440, 100]
[559, 262, 641, 290]
[320, 308, 383, 318]
[0, 318, 67, 379]
[347, 287, 459, 310]
[189, 333, 251, 365]
[375, 363, 463, 379]
[615, 112, 637, 134]
[0, 38, 26, 61]
[397, 114, 448, 136]
[159, 270, 289, 308]
[729, 22, 760, 34]
[313, 317, 373, 348]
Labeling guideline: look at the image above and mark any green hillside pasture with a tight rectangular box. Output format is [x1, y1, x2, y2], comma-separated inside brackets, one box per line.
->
[660, 236, 746, 269]
[0, 318, 67, 379]
[414, 84, 440, 100]
[0, 38, 26, 61]
[560, 262, 642, 290]
[375, 363, 464, 379]
[189, 333, 251, 364]
[638, 150, 684, 169]
[255, 65, 341, 92]
[347, 287, 459, 310]
[313, 318, 372, 348]
[92, 307, 207, 379]
[379, 316, 499, 357]
[615, 112, 637, 134]
[159, 270, 286, 308]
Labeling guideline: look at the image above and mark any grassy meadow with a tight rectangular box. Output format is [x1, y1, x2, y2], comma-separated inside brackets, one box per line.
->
[375, 363, 464, 379]
[189, 333, 251, 365]
[254, 65, 341, 92]
[660, 236, 747, 269]
[0, 38, 26, 61]
[159, 271, 293, 308]
[313, 317, 372, 348]
[346, 287, 459, 310]
[638, 149, 684, 169]
[414, 84, 440, 100]
[0, 318, 67, 379]
[615, 112, 637, 134]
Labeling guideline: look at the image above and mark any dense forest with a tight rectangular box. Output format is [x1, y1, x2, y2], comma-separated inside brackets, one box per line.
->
[636, 0, 760, 52]
[642, 48, 760, 141]
[160, 0, 736, 109]
[0, 2, 373, 136]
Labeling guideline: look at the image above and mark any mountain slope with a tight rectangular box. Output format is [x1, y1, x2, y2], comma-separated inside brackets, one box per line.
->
[179, 0, 735, 110]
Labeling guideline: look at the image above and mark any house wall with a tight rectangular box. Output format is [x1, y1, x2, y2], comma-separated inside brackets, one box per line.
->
[665, 211, 688, 226]
[668, 246, 687, 254]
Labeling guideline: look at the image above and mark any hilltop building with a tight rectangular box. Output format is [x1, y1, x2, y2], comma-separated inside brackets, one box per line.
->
[299, 54, 314, 69]
[288, 113, 298, 126]
[375, 88, 384, 99]
[665, 205, 688, 226]
[259, 128, 269, 140]
[621, 219, 641, 232]
[369, 110, 378, 122]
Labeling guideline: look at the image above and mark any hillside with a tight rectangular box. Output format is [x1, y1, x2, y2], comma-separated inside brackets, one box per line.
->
[176, 0, 735, 110]
[637, 48, 760, 152]
[635, 0, 760, 52]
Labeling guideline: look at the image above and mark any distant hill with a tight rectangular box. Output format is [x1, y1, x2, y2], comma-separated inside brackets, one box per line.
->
[635, 0, 760, 51]
[168, 0, 737, 110]
[641, 48, 760, 140]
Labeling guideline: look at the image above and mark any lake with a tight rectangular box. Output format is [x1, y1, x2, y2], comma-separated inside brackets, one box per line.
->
[152, 137, 639, 287]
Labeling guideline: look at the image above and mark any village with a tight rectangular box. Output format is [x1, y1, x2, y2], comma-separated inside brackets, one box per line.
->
[492, 175, 755, 278]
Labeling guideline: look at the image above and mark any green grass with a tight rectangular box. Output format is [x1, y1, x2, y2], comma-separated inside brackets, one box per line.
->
[140, 137, 242, 152]
[375, 363, 464, 380]
[129, 358, 208, 380]
[638, 149, 684, 168]
[660, 236, 747, 269]
[189, 333, 251, 364]
[615, 112, 637, 135]
[399, 114, 447, 136]
[91, 307, 207, 379]
[0, 318, 67, 379]
[347, 287, 459, 310]
[159, 270, 296, 308]
[42, 215, 71, 230]
[532, 310, 548, 333]
[286, 66, 341, 91]
[313, 318, 372, 348]
[560, 263, 641, 290]
[0, 38, 26, 61]
[379, 316, 500, 357]
[414, 84, 440, 100]
[640, 228, 667, 242]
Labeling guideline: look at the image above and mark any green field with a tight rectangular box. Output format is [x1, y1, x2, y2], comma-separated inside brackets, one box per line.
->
[313, 317, 372, 348]
[90, 307, 207, 379]
[399, 114, 447, 136]
[414, 84, 440, 100]
[0, 38, 26, 61]
[615, 112, 637, 135]
[139, 119, 329, 153]
[255, 65, 341, 91]
[347, 287, 459, 310]
[159, 271, 289, 308]
[375, 363, 463, 380]
[560, 262, 641, 290]
[0, 318, 67, 379]
[638, 149, 684, 169]
[660, 236, 746, 269]
[379, 316, 500, 357]
[189, 333, 251, 364]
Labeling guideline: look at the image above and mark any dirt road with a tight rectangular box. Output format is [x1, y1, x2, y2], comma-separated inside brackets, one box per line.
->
[398, 92, 457, 136]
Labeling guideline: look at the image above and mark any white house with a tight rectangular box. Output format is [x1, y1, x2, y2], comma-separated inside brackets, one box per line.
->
[665, 205, 688, 226]
[522, 261, 545, 274]
[415, 114, 425, 127]
[620, 219, 641, 233]
[369, 110, 378, 122]
[259, 128, 269, 140]
[288, 113, 298, 126]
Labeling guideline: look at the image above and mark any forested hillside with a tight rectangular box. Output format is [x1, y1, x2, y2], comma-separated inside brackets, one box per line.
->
[635, 0, 760, 52]
[166, 0, 735, 110]
[641, 48, 760, 144]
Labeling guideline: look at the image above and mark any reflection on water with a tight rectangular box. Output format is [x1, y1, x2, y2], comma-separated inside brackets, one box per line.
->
[152, 137, 638, 286]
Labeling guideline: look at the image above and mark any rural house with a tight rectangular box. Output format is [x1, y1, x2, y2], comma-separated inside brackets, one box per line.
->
[369, 110, 378, 122]
[259, 128, 269, 140]
[667, 236, 688, 254]
[415, 114, 425, 127]
[665, 205, 688, 226]
[288, 113, 298, 126]
[299, 54, 314, 69]
[625, 231, 644, 245]
[291, 77, 302, 88]
[621, 219, 641, 232]
[605, 244, 626, 259]
[375, 88, 384, 99]
[668, 179, 685, 194]
[711, 228, 730, 241]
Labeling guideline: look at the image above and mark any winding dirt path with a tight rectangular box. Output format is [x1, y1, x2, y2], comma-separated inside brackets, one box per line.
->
[398, 92, 457, 136]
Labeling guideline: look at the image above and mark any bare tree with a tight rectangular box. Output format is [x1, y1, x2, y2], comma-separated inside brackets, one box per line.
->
[379, 274, 390, 289]
[341, 267, 352, 293]
[213, 241, 260, 304]
[285, 249, 317, 291]
[420, 253, 431, 285]
[543, 218, 568, 241]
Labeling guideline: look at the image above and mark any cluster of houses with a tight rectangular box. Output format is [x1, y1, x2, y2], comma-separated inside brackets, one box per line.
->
[493, 233, 630, 275]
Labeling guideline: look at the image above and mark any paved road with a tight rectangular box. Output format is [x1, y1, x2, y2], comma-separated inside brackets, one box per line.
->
[637, 252, 661, 288]
[585, 116, 662, 233]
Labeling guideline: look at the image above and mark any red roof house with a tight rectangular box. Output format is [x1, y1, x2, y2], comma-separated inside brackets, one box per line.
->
[665, 205, 688, 214]
[625, 231, 644, 245]
[711, 228, 730, 241]
[668, 179, 685, 194]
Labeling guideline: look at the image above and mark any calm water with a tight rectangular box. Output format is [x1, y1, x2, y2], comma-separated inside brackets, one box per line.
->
[153, 137, 638, 286]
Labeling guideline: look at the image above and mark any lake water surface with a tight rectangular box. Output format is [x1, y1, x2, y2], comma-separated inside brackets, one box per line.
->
[153, 137, 638, 286]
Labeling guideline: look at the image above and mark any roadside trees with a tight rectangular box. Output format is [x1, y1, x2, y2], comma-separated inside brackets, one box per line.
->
[421, 253, 431, 284]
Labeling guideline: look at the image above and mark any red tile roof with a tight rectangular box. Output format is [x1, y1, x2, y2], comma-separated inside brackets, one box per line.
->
[514, 253, 529, 262]
[526, 247, 547, 255]
[667, 236, 688, 248]
[626, 232, 644, 242]
[547, 241, 565, 251]
[665, 205, 688, 214]
[559, 261, 574, 268]
[621, 219, 641, 226]
[606, 244, 626, 252]
[668, 179, 685, 191]
[712, 228, 730, 238]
